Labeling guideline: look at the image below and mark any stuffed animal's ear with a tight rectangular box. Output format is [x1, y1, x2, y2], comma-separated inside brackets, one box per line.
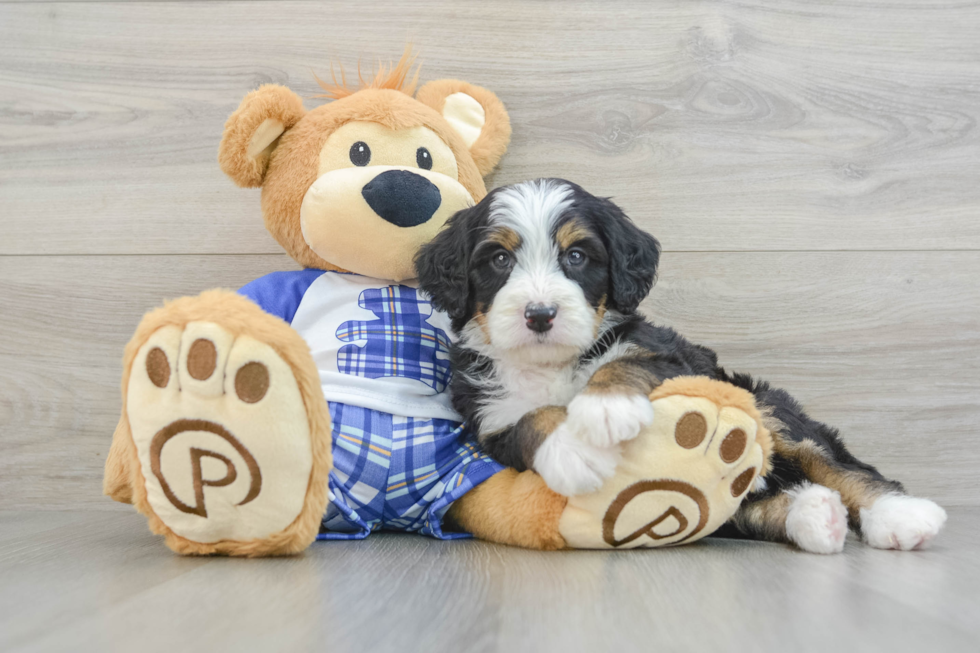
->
[218, 85, 306, 188]
[415, 80, 511, 177]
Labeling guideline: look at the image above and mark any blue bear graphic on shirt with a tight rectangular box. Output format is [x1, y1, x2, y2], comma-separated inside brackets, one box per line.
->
[336, 286, 453, 392]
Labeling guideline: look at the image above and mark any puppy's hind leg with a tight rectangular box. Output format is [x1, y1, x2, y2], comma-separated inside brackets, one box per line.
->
[726, 484, 848, 554]
[735, 376, 947, 551]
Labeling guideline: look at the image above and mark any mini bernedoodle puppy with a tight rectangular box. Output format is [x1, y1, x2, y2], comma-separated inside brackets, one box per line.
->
[415, 178, 948, 554]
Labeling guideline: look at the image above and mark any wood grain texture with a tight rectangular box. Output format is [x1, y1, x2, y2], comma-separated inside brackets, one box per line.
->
[0, 4, 977, 644]
[2, 509, 979, 652]
[1, 252, 976, 510]
[2, 1, 980, 254]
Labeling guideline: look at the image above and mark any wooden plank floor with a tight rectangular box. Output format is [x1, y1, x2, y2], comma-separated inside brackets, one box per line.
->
[2, 508, 979, 653]
[1, 1, 978, 651]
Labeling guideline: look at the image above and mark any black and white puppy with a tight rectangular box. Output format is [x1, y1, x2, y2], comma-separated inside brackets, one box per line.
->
[416, 178, 947, 554]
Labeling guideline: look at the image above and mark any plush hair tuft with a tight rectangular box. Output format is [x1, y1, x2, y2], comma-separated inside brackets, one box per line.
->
[314, 45, 421, 100]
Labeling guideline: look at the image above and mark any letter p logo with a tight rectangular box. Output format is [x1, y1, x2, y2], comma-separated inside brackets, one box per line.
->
[150, 419, 262, 518]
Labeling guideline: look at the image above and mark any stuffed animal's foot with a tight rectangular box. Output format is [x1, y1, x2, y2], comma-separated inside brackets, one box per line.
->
[112, 291, 332, 556]
[785, 484, 848, 554]
[558, 377, 772, 549]
[860, 494, 947, 551]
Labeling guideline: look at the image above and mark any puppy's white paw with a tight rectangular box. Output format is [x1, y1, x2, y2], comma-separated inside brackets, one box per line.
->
[785, 484, 848, 554]
[533, 422, 621, 497]
[566, 392, 655, 448]
[860, 494, 947, 551]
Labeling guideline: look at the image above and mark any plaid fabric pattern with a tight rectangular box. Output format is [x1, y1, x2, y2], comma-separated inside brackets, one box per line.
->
[335, 286, 453, 393]
[318, 401, 505, 540]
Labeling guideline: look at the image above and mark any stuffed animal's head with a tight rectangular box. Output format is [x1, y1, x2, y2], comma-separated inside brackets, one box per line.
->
[218, 51, 511, 281]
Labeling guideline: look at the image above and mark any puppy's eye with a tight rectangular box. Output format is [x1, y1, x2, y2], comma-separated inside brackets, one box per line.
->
[350, 141, 371, 166]
[565, 248, 588, 267]
[416, 147, 433, 170]
[491, 251, 512, 270]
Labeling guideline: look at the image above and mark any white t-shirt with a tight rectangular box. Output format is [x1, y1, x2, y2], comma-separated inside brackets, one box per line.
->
[239, 269, 460, 421]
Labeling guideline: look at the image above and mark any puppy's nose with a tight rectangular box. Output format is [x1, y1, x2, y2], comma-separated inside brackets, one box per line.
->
[525, 303, 558, 333]
[362, 170, 442, 228]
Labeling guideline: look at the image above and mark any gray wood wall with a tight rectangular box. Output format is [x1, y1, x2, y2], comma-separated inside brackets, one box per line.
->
[2, 0, 978, 510]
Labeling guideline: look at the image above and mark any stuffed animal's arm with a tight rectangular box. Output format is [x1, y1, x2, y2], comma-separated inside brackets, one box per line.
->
[238, 269, 325, 324]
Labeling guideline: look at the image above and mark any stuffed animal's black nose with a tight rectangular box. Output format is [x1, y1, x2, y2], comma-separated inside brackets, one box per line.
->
[525, 303, 558, 333]
[361, 170, 442, 228]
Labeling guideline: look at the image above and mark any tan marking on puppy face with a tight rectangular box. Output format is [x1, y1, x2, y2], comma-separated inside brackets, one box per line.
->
[555, 219, 592, 251]
[486, 226, 520, 251]
[474, 304, 492, 343]
[593, 295, 607, 336]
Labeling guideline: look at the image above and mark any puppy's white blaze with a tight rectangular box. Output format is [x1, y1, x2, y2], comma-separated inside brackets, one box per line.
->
[485, 180, 595, 360]
[860, 494, 947, 550]
[785, 484, 848, 554]
[490, 179, 574, 255]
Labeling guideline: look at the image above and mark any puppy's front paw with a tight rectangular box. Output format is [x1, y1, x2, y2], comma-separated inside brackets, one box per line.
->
[566, 392, 655, 448]
[860, 494, 947, 550]
[533, 422, 621, 497]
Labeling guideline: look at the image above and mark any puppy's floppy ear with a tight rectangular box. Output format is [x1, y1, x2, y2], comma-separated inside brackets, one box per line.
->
[415, 201, 485, 321]
[415, 80, 511, 177]
[218, 85, 306, 188]
[599, 198, 661, 314]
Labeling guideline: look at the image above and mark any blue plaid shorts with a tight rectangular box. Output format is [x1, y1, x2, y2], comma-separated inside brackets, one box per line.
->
[318, 401, 505, 540]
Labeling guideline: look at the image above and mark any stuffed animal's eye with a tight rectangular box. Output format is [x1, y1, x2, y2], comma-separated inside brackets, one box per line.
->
[565, 248, 587, 266]
[416, 147, 432, 170]
[491, 251, 512, 270]
[350, 141, 371, 166]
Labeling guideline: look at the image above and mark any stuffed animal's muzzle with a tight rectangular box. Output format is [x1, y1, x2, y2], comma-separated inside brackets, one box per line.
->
[301, 165, 474, 281]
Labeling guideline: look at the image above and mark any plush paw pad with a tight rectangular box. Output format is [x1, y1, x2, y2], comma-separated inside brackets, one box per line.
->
[786, 484, 848, 554]
[534, 422, 621, 497]
[128, 321, 313, 544]
[558, 385, 769, 549]
[860, 494, 947, 551]
[566, 392, 655, 448]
